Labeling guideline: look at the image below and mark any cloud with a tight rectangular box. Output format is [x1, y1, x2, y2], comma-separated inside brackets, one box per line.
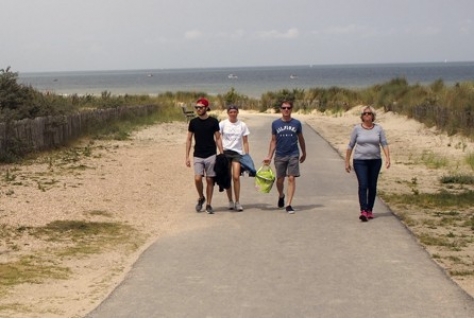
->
[216, 29, 245, 39]
[313, 24, 378, 38]
[184, 30, 203, 39]
[257, 27, 299, 39]
[407, 26, 440, 36]
[459, 19, 472, 35]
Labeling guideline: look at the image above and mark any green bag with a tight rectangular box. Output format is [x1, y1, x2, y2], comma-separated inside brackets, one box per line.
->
[255, 165, 275, 193]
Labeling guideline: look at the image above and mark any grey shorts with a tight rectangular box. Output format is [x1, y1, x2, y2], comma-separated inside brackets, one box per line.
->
[274, 156, 300, 178]
[194, 155, 216, 177]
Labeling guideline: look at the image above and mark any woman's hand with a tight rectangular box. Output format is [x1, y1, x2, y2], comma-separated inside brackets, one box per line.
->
[345, 162, 351, 173]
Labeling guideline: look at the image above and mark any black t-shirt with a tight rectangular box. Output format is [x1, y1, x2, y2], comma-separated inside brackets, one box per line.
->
[188, 116, 220, 158]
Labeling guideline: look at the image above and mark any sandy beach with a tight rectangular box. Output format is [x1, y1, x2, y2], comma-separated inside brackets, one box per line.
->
[1, 108, 473, 317]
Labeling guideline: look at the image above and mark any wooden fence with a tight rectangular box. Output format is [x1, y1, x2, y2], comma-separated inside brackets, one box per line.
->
[0, 104, 158, 159]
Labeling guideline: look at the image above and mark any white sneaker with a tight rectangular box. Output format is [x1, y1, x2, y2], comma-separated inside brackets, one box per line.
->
[235, 201, 243, 212]
[228, 200, 235, 210]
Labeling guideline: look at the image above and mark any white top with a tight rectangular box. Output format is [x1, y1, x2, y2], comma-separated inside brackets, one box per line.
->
[219, 119, 250, 155]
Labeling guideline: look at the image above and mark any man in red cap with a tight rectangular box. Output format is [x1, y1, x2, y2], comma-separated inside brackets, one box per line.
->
[185, 97, 223, 214]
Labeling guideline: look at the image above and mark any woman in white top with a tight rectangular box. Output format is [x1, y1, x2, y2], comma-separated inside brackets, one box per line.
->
[219, 105, 250, 211]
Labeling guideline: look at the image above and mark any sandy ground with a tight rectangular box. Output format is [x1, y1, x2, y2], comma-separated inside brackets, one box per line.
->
[0, 108, 473, 317]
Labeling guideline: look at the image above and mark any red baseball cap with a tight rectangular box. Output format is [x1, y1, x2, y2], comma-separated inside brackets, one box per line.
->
[196, 98, 209, 107]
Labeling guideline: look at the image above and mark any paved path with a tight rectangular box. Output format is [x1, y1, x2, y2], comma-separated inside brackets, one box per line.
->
[88, 114, 474, 317]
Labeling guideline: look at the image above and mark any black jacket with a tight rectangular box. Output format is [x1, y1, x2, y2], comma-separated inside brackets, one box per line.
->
[214, 154, 231, 192]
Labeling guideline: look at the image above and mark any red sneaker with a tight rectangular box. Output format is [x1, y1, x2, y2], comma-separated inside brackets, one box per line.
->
[359, 210, 368, 222]
[366, 211, 374, 219]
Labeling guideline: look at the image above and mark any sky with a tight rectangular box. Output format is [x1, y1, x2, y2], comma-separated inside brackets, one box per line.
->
[1, 0, 473, 73]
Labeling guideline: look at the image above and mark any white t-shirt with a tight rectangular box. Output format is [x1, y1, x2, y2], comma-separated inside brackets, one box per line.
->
[219, 119, 250, 155]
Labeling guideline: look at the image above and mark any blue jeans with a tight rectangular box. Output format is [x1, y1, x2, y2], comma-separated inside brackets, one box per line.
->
[353, 159, 382, 212]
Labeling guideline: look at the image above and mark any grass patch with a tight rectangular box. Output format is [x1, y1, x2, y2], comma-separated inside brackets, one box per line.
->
[440, 174, 474, 185]
[419, 233, 467, 250]
[383, 190, 474, 209]
[90, 111, 176, 141]
[449, 269, 474, 276]
[84, 210, 114, 218]
[461, 216, 474, 230]
[445, 255, 463, 263]
[420, 150, 448, 169]
[0, 255, 70, 287]
[31, 220, 137, 256]
[419, 233, 452, 247]
[0, 219, 141, 294]
[396, 211, 418, 227]
[466, 152, 474, 171]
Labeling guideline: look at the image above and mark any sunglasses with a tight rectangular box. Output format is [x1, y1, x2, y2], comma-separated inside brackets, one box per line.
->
[362, 112, 373, 115]
[281, 107, 292, 110]
[195, 106, 205, 109]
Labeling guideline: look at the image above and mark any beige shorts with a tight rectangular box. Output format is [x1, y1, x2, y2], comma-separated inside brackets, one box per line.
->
[193, 155, 216, 177]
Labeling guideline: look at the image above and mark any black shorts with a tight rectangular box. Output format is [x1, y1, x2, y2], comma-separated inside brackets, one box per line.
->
[223, 150, 242, 162]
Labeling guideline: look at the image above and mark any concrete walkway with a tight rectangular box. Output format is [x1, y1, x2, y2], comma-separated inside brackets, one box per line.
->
[88, 114, 474, 317]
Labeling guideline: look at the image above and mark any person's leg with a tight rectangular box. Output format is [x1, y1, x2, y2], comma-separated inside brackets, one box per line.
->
[367, 159, 382, 212]
[194, 175, 204, 198]
[206, 176, 215, 205]
[274, 157, 287, 207]
[285, 157, 300, 212]
[193, 157, 206, 212]
[286, 175, 296, 206]
[231, 161, 244, 211]
[276, 177, 285, 195]
[353, 159, 369, 212]
[203, 155, 216, 213]
[225, 161, 233, 203]
[232, 161, 241, 202]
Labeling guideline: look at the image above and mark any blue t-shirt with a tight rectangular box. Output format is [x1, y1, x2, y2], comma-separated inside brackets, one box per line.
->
[271, 118, 302, 157]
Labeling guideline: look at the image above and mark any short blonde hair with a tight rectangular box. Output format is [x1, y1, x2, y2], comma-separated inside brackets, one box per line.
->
[360, 106, 376, 122]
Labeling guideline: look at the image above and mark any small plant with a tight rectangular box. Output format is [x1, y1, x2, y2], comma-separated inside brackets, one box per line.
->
[466, 152, 474, 171]
[449, 269, 474, 276]
[461, 216, 474, 230]
[3, 169, 18, 182]
[440, 174, 474, 185]
[446, 255, 462, 263]
[420, 150, 448, 169]
[454, 141, 467, 152]
[419, 233, 451, 247]
[37, 182, 46, 192]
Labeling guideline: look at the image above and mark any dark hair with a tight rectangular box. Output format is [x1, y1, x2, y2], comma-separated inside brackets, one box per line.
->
[227, 104, 239, 111]
[281, 100, 293, 107]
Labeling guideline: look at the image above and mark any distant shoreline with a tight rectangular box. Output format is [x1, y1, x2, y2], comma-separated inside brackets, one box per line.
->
[17, 60, 474, 75]
[17, 62, 474, 98]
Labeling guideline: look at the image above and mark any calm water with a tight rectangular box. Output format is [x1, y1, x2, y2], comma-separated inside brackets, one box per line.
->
[18, 62, 474, 98]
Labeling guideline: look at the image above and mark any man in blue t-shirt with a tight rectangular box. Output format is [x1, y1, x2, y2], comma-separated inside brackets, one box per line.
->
[186, 98, 223, 214]
[264, 101, 306, 214]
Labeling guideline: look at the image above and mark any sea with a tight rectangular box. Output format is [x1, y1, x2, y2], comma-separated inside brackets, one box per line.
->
[17, 61, 474, 98]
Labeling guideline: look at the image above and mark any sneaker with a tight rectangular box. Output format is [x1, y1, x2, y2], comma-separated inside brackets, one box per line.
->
[195, 196, 205, 212]
[278, 195, 285, 208]
[285, 205, 295, 214]
[235, 201, 243, 212]
[205, 205, 214, 214]
[366, 211, 374, 219]
[228, 200, 235, 210]
[359, 210, 368, 222]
